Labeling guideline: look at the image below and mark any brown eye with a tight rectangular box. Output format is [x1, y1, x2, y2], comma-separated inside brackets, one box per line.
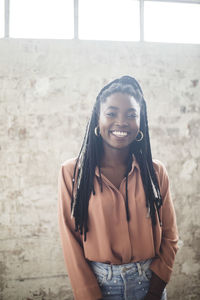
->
[127, 113, 137, 119]
[106, 112, 116, 117]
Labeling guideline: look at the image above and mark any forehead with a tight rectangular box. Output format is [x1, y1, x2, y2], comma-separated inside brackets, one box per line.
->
[100, 92, 140, 112]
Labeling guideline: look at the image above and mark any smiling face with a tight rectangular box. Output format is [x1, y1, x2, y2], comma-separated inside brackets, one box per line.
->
[98, 92, 141, 151]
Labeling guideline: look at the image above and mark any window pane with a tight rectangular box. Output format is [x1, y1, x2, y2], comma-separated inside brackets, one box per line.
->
[144, 2, 200, 44]
[0, 0, 4, 37]
[79, 0, 140, 41]
[10, 0, 74, 39]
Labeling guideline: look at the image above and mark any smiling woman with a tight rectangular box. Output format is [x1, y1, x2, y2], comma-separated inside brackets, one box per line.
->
[58, 76, 178, 300]
[99, 93, 141, 150]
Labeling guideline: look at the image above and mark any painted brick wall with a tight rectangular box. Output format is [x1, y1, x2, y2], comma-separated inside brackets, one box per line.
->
[0, 39, 199, 300]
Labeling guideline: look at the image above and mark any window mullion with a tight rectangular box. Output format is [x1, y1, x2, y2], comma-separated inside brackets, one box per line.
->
[74, 0, 78, 39]
[5, 0, 9, 38]
[140, 0, 144, 41]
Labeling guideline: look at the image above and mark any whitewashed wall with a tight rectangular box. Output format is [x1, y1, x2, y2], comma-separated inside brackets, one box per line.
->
[0, 39, 200, 300]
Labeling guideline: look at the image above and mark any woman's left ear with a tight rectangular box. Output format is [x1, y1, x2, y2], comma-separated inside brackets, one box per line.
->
[135, 130, 143, 142]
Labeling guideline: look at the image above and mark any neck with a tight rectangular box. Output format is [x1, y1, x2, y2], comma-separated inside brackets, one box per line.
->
[101, 144, 131, 168]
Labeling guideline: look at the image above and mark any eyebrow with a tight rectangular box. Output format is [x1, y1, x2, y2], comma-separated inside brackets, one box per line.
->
[106, 106, 138, 112]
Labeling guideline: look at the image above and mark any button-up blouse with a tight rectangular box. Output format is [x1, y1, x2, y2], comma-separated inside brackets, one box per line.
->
[58, 156, 178, 300]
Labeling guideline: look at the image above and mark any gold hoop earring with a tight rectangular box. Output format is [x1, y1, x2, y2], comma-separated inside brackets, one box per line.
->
[94, 126, 100, 137]
[135, 130, 143, 142]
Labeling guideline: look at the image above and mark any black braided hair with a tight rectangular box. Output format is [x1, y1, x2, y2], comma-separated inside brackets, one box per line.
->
[71, 75, 163, 241]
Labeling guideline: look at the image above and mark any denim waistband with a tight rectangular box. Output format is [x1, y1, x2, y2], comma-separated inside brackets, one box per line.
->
[89, 258, 153, 278]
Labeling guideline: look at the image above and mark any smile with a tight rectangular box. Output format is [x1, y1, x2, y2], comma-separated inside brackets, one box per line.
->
[111, 131, 128, 137]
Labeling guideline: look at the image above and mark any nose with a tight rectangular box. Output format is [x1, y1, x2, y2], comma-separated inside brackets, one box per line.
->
[115, 115, 128, 127]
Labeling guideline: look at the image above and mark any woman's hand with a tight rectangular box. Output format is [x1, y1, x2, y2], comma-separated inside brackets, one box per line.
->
[143, 271, 166, 300]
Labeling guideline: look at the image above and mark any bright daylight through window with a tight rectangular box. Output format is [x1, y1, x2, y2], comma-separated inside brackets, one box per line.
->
[144, 1, 200, 44]
[79, 0, 140, 41]
[9, 0, 74, 39]
[1, 0, 200, 44]
[0, 0, 4, 38]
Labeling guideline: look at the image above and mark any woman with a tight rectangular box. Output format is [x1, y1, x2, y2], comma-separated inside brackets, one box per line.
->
[58, 76, 178, 300]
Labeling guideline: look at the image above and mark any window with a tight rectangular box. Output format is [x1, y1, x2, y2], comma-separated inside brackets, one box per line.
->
[0, 0, 4, 38]
[10, 0, 74, 39]
[79, 0, 140, 41]
[144, 1, 200, 44]
[1, 0, 200, 44]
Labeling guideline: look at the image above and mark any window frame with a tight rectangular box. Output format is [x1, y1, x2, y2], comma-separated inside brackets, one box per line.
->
[1, 0, 200, 43]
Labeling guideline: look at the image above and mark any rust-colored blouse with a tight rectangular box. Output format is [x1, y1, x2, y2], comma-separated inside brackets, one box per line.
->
[58, 156, 178, 300]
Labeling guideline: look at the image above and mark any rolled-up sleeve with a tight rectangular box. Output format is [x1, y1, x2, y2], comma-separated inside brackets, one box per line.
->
[58, 164, 102, 300]
[150, 161, 179, 283]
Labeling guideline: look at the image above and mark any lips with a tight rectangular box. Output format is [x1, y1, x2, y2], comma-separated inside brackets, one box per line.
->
[111, 130, 129, 138]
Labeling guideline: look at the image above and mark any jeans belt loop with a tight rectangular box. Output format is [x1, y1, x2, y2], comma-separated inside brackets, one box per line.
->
[136, 262, 142, 276]
[107, 264, 113, 281]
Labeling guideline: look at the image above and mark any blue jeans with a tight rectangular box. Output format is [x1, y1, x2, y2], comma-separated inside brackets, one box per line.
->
[89, 259, 167, 300]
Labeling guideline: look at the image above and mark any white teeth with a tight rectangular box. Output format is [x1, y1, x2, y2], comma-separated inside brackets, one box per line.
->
[112, 131, 128, 137]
